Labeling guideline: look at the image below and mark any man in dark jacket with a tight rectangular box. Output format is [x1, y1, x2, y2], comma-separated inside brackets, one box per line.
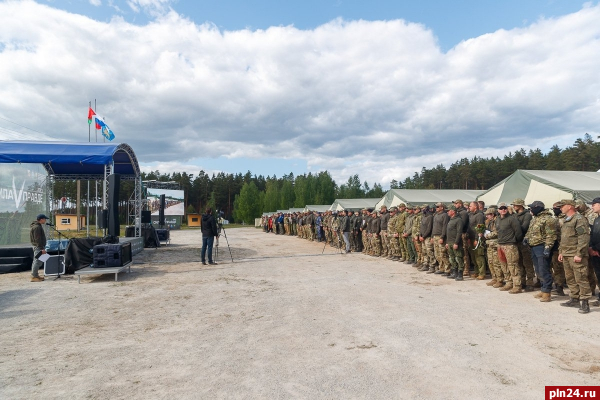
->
[468, 201, 486, 279]
[513, 198, 535, 291]
[496, 202, 524, 293]
[29, 213, 49, 282]
[201, 208, 218, 265]
[445, 205, 464, 281]
[588, 197, 600, 306]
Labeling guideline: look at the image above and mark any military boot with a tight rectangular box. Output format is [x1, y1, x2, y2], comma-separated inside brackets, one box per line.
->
[486, 278, 497, 286]
[578, 300, 590, 314]
[533, 291, 543, 299]
[509, 287, 523, 294]
[492, 281, 504, 288]
[539, 292, 551, 302]
[426, 267, 436, 274]
[434, 269, 445, 275]
[447, 269, 457, 279]
[419, 264, 429, 272]
[499, 283, 513, 291]
[455, 270, 464, 281]
[555, 285, 566, 296]
[560, 298, 580, 308]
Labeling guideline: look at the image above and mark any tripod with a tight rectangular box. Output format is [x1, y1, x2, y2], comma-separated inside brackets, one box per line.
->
[215, 225, 234, 262]
[46, 225, 71, 280]
[322, 229, 344, 254]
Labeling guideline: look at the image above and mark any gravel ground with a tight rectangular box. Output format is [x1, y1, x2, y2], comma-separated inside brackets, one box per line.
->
[0, 227, 599, 399]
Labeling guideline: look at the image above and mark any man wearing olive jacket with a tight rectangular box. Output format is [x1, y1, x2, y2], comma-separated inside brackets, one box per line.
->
[445, 205, 464, 281]
[496, 202, 523, 294]
[557, 199, 592, 314]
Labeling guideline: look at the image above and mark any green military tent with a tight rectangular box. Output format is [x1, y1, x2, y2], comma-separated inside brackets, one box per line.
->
[476, 170, 600, 207]
[329, 198, 380, 212]
[375, 189, 484, 210]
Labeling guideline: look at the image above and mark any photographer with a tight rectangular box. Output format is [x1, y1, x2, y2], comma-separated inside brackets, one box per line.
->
[201, 207, 218, 265]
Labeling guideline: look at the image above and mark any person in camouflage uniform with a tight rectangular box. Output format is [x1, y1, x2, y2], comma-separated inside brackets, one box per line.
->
[432, 202, 450, 274]
[513, 198, 535, 291]
[379, 205, 390, 258]
[575, 199, 599, 297]
[496, 202, 523, 294]
[454, 200, 471, 277]
[467, 201, 486, 279]
[331, 212, 341, 248]
[353, 211, 363, 252]
[588, 197, 600, 307]
[445, 205, 464, 281]
[557, 199, 592, 313]
[550, 202, 567, 295]
[360, 209, 370, 253]
[403, 207, 416, 264]
[411, 205, 423, 268]
[419, 205, 435, 272]
[370, 210, 382, 256]
[484, 207, 504, 287]
[387, 207, 400, 260]
[524, 201, 557, 302]
[396, 204, 409, 262]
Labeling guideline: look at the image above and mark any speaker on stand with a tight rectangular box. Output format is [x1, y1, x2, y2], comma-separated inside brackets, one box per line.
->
[108, 173, 121, 237]
[159, 194, 165, 228]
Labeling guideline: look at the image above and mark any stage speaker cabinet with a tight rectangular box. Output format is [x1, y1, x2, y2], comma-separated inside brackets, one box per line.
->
[156, 229, 169, 241]
[108, 173, 120, 236]
[97, 209, 109, 229]
[159, 194, 165, 226]
[121, 242, 132, 265]
[44, 255, 65, 276]
[93, 243, 122, 268]
[141, 210, 151, 224]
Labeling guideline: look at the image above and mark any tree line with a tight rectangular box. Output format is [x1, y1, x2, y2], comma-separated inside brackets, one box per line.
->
[52, 135, 600, 225]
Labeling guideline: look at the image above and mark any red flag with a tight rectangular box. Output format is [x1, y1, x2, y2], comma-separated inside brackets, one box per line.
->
[88, 107, 101, 129]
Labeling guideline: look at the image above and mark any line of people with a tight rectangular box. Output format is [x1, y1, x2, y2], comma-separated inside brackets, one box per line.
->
[262, 197, 600, 314]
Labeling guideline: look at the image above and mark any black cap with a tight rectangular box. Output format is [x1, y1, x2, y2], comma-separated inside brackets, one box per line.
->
[36, 214, 50, 220]
[527, 201, 545, 209]
[592, 197, 600, 205]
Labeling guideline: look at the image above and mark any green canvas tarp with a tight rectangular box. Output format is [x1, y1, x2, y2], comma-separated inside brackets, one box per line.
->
[476, 170, 600, 206]
[375, 189, 485, 209]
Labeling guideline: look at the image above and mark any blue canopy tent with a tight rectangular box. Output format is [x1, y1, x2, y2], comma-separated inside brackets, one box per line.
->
[0, 141, 142, 237]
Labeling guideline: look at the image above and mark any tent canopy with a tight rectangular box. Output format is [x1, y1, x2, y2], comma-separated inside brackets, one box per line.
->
[304, 205, 330, 212]
[376, 189, 485, 210]
[476, 170, 600, 206]
[0, 141, 140, 178]
[330, 198, 380, 212]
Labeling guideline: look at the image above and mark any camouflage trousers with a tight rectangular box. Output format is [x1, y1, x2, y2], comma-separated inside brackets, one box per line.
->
[389, 235, 400, 257]
[433, 236, 450, 272]
[551, 252, 566, 286]
[380, 231, 389, 257]
[563, 256, 592, 300]
[517, 242, 536, 286]
[399, 236, 409, 260]
[371, 235, 382, 256]
[406, 236, 416, 262]
[421, 238, 435, 267]
[469, 241, 487, 277]
[486, 240, 504, 282]
[447, 245, 464, 271]
[498, 244, 520, 287]
[361, 231, 368, 252]
[413, 239, 422, 264]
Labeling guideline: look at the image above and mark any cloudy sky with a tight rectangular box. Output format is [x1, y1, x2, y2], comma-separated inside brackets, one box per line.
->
[1, 0, 599, 186]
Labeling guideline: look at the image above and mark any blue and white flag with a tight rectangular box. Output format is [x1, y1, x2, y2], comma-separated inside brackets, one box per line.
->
[94, 116, 115, 141]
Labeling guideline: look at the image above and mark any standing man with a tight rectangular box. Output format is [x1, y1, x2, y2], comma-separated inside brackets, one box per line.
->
[432, 203, 450, 275]
[419, 205, 435, 272]
[513, 198, 535, 291]
[524, 201, 557, 302]
[340, 210, 351, 253]
[29, 213, 49, 282]
[387, 207, 400, 260]
[396, 204, 409, 262]
[403, 207, 416, 264]
[201, 207, 219, 265]
[445, 205, 464, 281]
[370, 210, 382, 257]
[454, 200, 471, 277]
[558, 199, 591, 313]
[379, 206, 391, 258]
[484, 208, 504, 287]
[467, 201, 486, 280]
[412, 205, 423, 268]
[588, 197, 600, 307]
[496, 202, 523, 294]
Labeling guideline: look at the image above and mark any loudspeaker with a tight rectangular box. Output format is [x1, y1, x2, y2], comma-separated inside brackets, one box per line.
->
[97, 209, 108, 229]
[159, 194, 165, 227]
[141, 210, 151, 224]
[108, 173, 120, 236]
[93, 243, 122, 268]
[44, 255, 65, 276]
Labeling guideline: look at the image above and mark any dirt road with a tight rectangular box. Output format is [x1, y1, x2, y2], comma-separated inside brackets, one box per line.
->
[0, 228, 598, 399]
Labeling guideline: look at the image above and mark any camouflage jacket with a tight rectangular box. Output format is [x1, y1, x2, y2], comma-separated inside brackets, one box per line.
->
[411, 212, 422, 237]
[559, 212, 590, 257]
[388, 214, 399, 235]
[524, 210, 557, 248]
[485, 217, 498, 242]
[403, 214, 414, 236]
[396, 211, 407, 234]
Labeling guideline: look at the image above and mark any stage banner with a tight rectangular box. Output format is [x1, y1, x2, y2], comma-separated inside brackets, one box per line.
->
[0, 163, 47, 245]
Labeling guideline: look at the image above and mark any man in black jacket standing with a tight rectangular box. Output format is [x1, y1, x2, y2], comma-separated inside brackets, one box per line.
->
[589, 197, 600, 306]
[29, 213, 49, 282]
[201, 207, 218, 265]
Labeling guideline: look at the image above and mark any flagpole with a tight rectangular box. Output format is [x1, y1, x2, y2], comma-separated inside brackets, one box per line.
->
[87, 101, 91, 237]
[94, 99, 98, 237]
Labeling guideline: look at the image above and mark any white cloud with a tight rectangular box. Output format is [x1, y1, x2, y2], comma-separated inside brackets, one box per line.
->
[0, 1, 599, 186]
[89, 0, 102, 6]
[126, 0, 174, 16]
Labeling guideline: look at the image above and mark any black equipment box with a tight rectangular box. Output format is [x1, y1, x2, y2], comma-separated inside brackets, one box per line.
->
[93, 244, 122, 268]
[121, 242, 132, 265]
[156, 229, 169, 241]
